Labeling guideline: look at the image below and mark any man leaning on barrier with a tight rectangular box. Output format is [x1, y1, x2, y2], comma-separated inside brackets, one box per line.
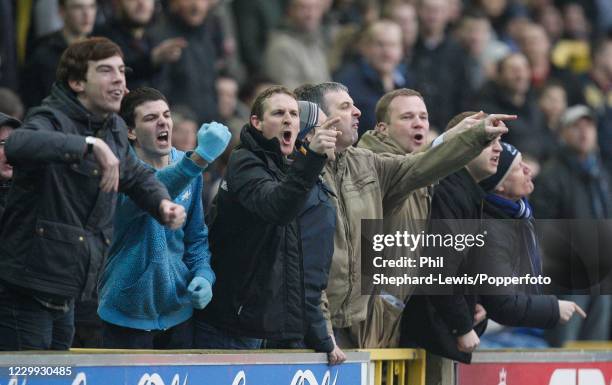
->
[0, 37, 186, 351]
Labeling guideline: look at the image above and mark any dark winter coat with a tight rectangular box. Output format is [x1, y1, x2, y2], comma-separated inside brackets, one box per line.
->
[197, 124, 327, 340]
[149, 13, 218, 124]
[298, 177, 336, 352]
[0, 83, 170, 301]
[400, 168, 487, 363]
[478, 201, 560, 328]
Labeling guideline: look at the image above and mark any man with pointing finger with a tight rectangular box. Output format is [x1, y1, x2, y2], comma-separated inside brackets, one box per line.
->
[297, 82, 514, 349]
[0, 37, 185, 350]
[195, 86, 339, 348]
[401, 111, 515, 363]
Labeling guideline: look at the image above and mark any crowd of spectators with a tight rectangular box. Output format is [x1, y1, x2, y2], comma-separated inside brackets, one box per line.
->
[1, 0, 612, 360]
[0, 0, 610, 171]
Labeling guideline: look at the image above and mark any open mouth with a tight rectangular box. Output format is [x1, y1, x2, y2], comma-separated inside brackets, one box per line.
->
[491, 155, 499, 166]
[281, 130, 293, 146]
[157, 131, 169, 145]
[414, 133, 424, 142]
[110, 89, 123, 99]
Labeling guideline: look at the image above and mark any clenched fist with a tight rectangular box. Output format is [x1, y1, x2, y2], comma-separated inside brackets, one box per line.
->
[158, 199, 186, 229]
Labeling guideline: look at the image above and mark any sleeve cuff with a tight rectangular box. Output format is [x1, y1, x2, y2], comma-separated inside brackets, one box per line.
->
[195, 268, 216, 286]
[66, 135, 89, 161]
[181, 152, 207, 177]
[431, 134, 445, 147]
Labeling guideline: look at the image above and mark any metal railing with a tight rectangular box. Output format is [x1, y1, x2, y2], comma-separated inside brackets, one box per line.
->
[361, 348, 427, 385]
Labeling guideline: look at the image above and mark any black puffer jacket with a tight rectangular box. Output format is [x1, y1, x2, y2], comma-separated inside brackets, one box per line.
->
[198, 124, 327, 340]
[0, 83, 170, 301]
[478, 201, 560, 328]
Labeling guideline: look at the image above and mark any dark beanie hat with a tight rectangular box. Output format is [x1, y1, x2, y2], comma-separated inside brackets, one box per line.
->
[0, 112, 21, 129]
[479, 142, 520, 192]
[298, 100, 319, 140]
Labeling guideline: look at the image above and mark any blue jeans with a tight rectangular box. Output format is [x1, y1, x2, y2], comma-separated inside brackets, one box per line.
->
[102, 319, 194, 349]
[0, 283, 74, 350]
[194, 321, 262, 349]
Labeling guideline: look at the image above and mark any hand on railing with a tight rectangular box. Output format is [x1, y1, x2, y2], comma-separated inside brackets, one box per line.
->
[327, 334, 346, 365]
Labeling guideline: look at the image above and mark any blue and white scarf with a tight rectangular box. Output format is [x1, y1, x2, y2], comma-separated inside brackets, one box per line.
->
[486, 195, 543, 292]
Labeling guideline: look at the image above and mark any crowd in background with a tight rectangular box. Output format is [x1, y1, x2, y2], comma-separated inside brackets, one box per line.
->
[0, 0, 611, 168]
[1, 0, 612, 357]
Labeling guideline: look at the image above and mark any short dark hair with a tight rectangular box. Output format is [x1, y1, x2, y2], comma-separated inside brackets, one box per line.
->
[239, 75, 274, 104]
[297, 82, 348, 115]
[56, 37, 123, 86]
[120, 87, 168, 128]
[538, 80, 566, 98]
[294, 84, 318, 102]
[250, 85, 296, 120]
[375, 88, 423, 124]
[445, 111, 479, 131]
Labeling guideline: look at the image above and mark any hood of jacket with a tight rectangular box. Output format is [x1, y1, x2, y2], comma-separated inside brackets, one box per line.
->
[358, 130, 406, 155]
[40, 82, 110, 133]
[238, 123, 287, 169]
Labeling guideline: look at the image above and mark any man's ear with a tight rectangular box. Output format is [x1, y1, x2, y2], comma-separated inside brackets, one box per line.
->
[376, 122, 388, 134]
[68, 79, 85, 94]
[127, 127, 137, 142]
[250, 115, 262, 131]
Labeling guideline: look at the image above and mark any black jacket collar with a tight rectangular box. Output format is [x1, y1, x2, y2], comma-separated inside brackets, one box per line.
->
[239, 124, 285, 170]
[40, 83, 115, 134]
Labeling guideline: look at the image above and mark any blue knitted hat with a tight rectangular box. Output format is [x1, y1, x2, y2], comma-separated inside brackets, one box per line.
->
[479, 142, 520, 192]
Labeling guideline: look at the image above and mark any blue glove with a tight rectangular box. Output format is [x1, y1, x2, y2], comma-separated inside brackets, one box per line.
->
[187, 276, 212, 309]
[195, 121, 231, 163]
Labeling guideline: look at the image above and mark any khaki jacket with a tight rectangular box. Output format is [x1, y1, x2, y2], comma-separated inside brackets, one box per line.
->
[355, 130, 432, 347]
[263, 27, 331, 90]
[321, 122, 489, 344]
